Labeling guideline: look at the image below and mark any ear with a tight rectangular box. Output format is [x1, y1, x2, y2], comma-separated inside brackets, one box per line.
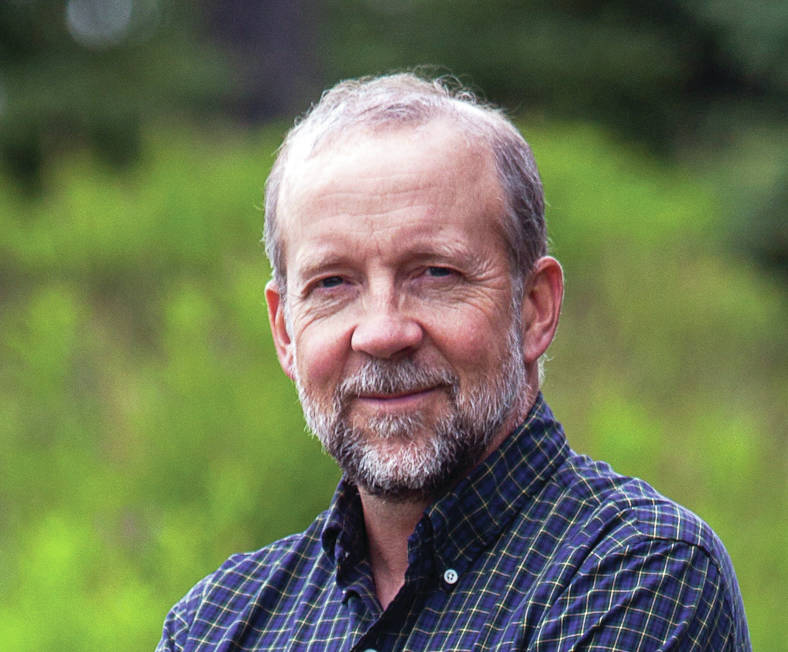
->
[265, 280, 296, 381]
[521, 256, 564, 365]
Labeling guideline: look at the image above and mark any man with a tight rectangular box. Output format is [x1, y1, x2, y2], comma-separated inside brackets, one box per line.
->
[157, 74, 750, 650]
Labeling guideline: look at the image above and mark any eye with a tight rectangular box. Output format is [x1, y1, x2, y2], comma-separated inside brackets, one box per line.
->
[319, 276, 344, 288]
[426, 266, 454, 278]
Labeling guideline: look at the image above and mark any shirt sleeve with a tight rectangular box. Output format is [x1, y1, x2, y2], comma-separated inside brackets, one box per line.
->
[528, 537, 747, 651]
[156, 601, 190, 652]
[155, 579, 208, 652]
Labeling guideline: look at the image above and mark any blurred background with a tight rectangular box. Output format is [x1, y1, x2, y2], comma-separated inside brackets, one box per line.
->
[1, 1, 785, 649]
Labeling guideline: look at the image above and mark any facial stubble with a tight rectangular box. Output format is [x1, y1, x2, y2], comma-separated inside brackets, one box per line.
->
[293, 314, 528, 502]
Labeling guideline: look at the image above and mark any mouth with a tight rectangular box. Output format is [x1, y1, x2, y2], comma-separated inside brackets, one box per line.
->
[355, 387, 441, 410]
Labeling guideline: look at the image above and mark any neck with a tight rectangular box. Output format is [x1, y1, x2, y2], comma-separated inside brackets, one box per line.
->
[359, 490, 429, 610]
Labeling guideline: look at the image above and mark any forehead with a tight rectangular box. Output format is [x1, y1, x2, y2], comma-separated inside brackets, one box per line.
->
[278, 120, 505, 256]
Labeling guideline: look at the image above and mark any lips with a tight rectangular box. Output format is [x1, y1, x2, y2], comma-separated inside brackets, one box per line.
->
[354, 387, 442, 410]
[357, 387, 436, 400]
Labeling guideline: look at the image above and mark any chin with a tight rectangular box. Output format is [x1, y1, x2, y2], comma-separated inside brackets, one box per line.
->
[342, 431, 479, 503]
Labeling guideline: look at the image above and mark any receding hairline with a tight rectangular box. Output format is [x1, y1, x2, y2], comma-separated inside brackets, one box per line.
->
[280, 115, 502, 219]
[264, 73, 546, 294]
[272, 111, 511, 281]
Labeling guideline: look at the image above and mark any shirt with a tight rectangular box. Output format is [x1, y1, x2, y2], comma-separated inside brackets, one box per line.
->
[157, 395, 750, 651]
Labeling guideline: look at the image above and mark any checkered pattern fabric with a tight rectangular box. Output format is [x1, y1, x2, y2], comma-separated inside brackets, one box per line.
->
[157, 395, 750, 650]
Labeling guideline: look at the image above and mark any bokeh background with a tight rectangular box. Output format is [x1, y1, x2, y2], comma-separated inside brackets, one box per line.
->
[1, 1, 786, 649]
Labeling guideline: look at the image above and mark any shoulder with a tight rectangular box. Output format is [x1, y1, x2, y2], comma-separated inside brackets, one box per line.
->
[553, 453, 717, 549]
[156, 512, 330, 651]
[534, 453, 750, 649]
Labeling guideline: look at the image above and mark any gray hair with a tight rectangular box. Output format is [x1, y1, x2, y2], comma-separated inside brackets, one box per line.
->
[263, 73, 547, 295]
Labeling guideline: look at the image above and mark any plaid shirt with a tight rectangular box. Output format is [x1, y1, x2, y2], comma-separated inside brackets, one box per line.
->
[157, 395, 750, 651]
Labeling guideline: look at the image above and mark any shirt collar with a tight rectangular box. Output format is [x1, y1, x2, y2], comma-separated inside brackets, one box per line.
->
[321, 394, 568, 581]
[321, 474, 365, 573]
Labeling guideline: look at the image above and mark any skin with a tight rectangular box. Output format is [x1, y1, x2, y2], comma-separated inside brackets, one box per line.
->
[266, 119, 563, 608]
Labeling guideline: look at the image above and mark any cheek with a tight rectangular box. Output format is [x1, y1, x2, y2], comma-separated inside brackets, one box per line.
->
[423, 286, 515, 369]
[293, 323, 349, 390]
[430, 317, 502, 371]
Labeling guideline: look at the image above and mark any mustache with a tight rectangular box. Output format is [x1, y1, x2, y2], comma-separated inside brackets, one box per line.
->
[337, 358, 458, 400]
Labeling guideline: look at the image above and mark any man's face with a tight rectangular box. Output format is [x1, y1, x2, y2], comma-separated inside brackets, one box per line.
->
[270, 121, 529, 500]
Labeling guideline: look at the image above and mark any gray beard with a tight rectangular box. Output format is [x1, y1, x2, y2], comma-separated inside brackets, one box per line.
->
[294, 321, 528, 502]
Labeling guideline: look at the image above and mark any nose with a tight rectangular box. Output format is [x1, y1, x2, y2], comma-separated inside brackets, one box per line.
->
[350, 301, 423, 359]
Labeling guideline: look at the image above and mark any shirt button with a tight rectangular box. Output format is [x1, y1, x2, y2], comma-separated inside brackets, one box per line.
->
[443, 568, 459, 585]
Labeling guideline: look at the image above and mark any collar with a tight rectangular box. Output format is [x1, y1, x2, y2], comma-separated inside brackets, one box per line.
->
[321, 394, 569, 586]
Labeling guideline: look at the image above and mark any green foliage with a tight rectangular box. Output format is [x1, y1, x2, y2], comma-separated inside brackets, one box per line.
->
[4, 1, 785, 271]
[0, 121, 784, 650]
[0, 0, 229, 191]
[322, 0, 787, 147]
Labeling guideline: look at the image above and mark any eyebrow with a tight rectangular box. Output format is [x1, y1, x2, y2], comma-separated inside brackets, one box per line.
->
[293, 240, 488, 282]
[291, 249, 353, 282]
